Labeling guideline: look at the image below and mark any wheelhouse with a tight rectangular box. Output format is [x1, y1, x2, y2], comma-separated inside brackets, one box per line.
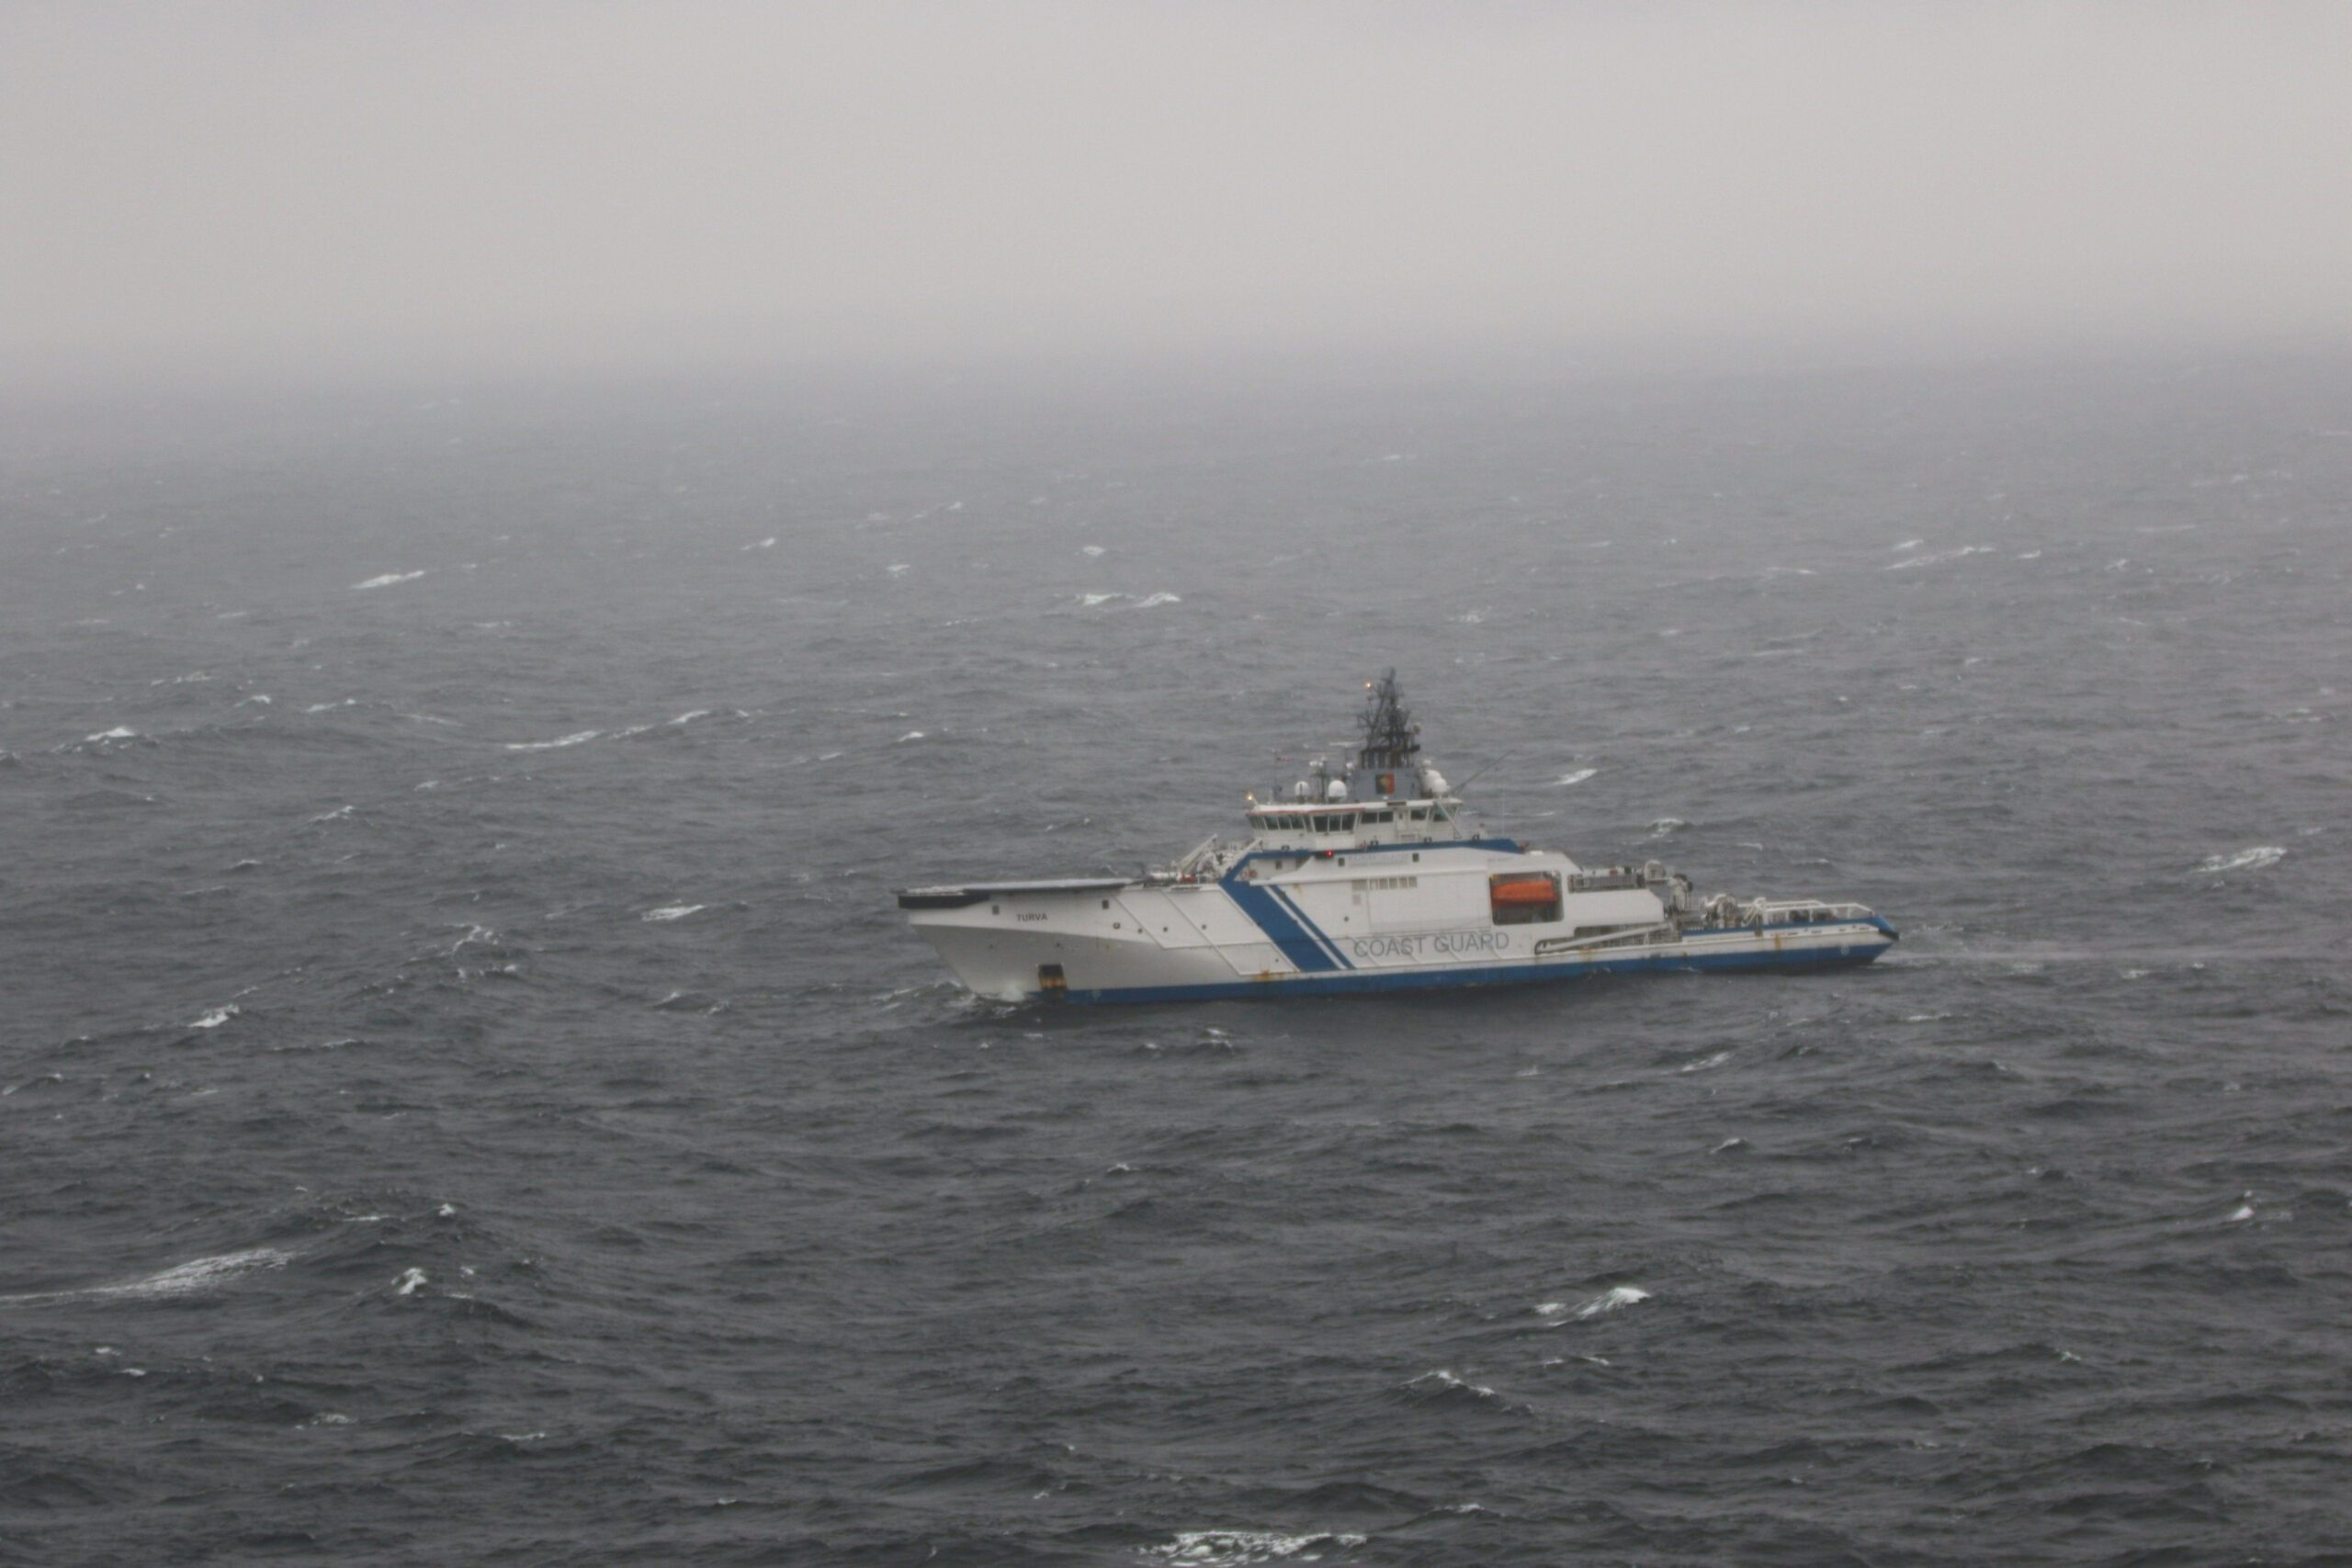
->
[1243, 798, 1464, 850]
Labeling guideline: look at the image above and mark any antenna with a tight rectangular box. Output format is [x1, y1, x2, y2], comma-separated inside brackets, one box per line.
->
[1452, 751, 1516, 794]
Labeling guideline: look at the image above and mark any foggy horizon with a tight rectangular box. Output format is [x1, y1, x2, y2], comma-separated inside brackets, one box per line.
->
[6, 2, 2351, 393]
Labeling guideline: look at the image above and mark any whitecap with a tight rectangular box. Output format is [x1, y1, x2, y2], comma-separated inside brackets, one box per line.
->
[394, 1268, 427, 1296]
[896, 731, 925, 743]
[188, 1004, 239, 1030]
[742, 537, 776, 550]
[504, 730, 602, 752]
[82, 727, 139, 745]
[309, 805, 354, 822]
[1081, 545, 1106, 557]
[1079, 592, 1120, 606]
[1132, 592, 1182, 608]
[304, 699, 356, 714]
[642, 904, 704, 922]
[1408, 1368, 1497, 1397]
[1553, 768, 1597, 787]
[352, 571, 426, 591]
[1572, 1285, 1651, 1319]
[2198, 846, 2283, 874]
[0, 1246, 292, 1305]
[1535, 1300, 1568, 1319]
[1678, 1050, 1733, 1074]
[1144, 1530, 1368, 1565]
[669, 710, 711, 726]
[886, 563, 910, 576]
[2227, 1203, 2255, 1223]
[1646, 818, 1688, 839]
[1884, 545, 1994, 572]
[1711, 1136, 1747, 1154]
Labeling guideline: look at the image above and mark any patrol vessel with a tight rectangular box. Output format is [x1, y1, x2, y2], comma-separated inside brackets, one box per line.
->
[897, 672, 1896, 1003]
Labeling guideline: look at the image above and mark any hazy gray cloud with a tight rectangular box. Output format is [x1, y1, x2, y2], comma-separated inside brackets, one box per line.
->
[6, 1, 2348, 385]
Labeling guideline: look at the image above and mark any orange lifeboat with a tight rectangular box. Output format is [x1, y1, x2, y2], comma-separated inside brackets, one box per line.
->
[1489, 875, 1557, 906]
[1489, 873, 1561, 924]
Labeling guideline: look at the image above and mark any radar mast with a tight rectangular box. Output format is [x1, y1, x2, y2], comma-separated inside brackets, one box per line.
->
[1353, 669, 1421, 799]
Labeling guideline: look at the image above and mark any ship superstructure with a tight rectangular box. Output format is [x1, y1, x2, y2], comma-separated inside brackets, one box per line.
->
[897, 672, 1895, 1003]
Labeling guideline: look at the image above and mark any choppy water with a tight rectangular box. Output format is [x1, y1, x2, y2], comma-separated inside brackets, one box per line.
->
[4, 355, 2347, 1564]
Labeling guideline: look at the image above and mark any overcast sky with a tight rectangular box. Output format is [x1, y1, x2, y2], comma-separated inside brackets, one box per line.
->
[6, 2, 2349, 387]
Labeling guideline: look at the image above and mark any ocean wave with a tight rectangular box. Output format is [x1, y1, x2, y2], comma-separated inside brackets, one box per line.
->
[1077, 591, 1182, 609]
[642, 905, 704, 922]
[2198, 846, 2284, 874]
[1407, 1368, 1498, 1399]
[0, 1247, 292, 1306]
[1143, 1531, 1367, 1565]
[1569, 1285, 1650, 1319]
[1553, 768, 1597, 787]
[1885, 545, 1995, 571]
[505, 730, 602, 751]
[352, 570, 426, 590]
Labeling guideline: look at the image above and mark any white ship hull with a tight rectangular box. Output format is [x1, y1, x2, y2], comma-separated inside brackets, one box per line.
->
[903, 840, 1894, 1005]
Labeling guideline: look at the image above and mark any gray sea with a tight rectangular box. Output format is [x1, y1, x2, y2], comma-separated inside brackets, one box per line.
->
[3, 353, 2347, 1565]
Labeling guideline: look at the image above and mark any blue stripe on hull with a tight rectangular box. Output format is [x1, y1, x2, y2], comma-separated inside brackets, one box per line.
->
[1270, 886, 1354, 969]
[1058, 941, 1893, 1004]
[1221, 878, 1341, 972]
